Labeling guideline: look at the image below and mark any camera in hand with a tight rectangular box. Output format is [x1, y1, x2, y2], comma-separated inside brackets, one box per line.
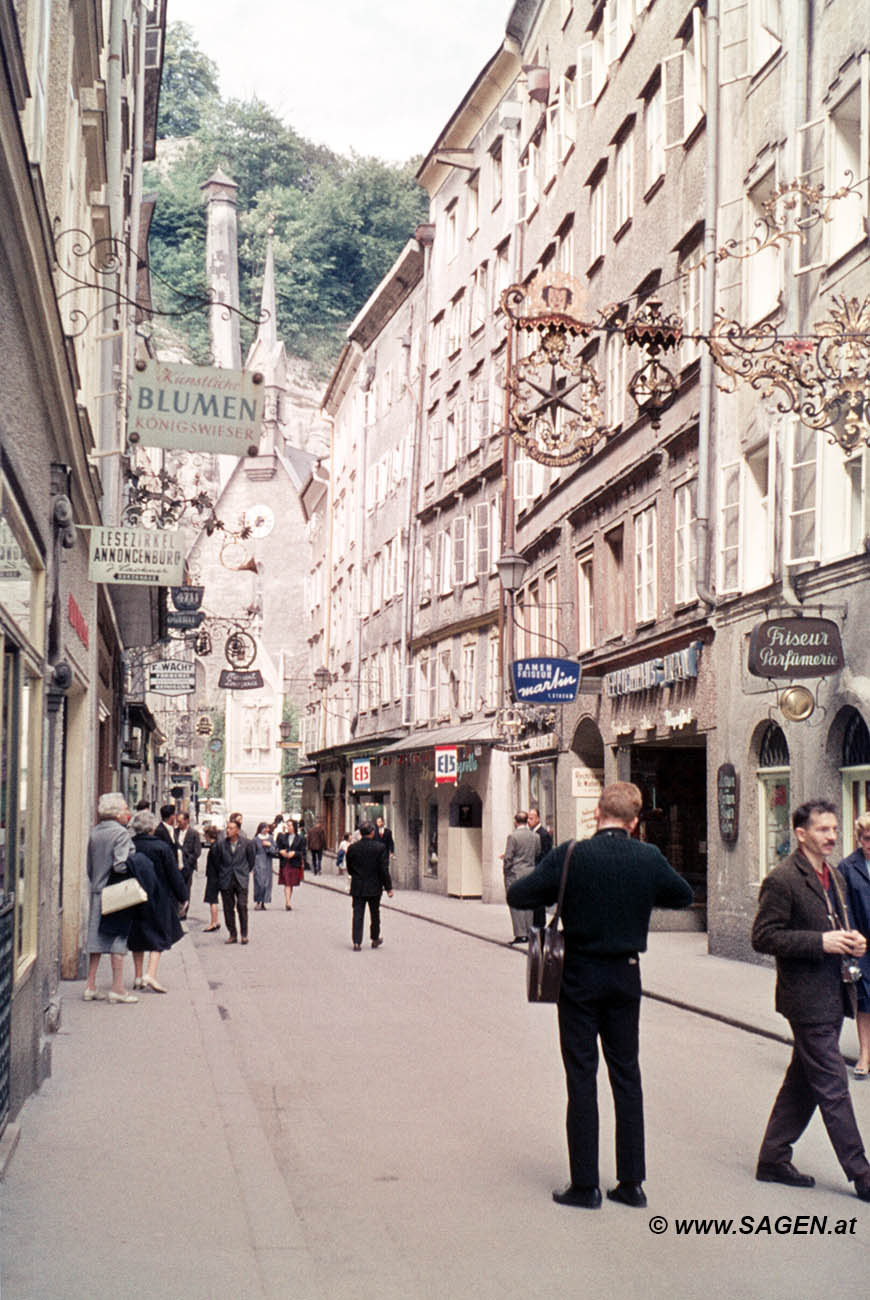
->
[842, 957, 863, 984]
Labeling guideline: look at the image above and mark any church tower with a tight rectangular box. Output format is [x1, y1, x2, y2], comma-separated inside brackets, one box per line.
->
[201, 167, 241, 369]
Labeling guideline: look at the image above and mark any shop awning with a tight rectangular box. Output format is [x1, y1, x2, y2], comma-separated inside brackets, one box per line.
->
[378, 720, 499, 755]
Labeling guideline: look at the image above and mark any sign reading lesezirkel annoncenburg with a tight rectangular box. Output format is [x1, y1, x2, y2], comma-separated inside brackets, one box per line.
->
[129, 362, 263, 455]
[88, 526, 185, 586]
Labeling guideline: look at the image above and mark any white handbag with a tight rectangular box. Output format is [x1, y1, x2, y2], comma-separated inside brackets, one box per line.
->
[101, 876, 147, 914]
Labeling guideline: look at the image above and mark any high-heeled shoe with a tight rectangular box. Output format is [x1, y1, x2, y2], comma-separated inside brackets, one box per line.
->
[203, 924, 220, 933]
[142, 974, 167, 993]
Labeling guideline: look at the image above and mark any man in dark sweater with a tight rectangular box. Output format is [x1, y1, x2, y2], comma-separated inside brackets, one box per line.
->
[346, 822, 393, 951]
[507, 780, 693, 1210]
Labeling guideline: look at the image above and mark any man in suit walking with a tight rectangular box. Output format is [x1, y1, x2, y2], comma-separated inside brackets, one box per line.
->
[346, 821, 393, 951]
[501, 811, 540, 945]
[176, 810, 200, 918]
[508, 781, 693, 1210]
[752, 798, 870, 1201]
[155, 804, 178, 863]
[216, 817, 255, 944]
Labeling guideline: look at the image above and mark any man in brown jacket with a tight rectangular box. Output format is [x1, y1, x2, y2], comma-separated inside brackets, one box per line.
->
[752, 798, 870, 1200]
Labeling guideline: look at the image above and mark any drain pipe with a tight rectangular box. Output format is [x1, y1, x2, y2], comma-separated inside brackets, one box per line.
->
[695, 0, 720, 609]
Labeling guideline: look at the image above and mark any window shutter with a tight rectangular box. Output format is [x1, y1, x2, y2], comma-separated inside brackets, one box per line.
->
[794, 118, 826, 274]
[452, 516, 467, 586]
[663, 51, 686, 148]
[474, 502, 490, 576]
[720, 0, 749, 84]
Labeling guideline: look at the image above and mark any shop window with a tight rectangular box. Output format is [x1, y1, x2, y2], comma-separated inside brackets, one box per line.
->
[841, 710, 870, 834]
[757, 722, 790, 878]
[603, 526, 625, 637]
[426, 800, 439, 876]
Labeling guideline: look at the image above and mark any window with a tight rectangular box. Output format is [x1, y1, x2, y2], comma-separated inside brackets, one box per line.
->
[679, 244, 702, 367]
[448, 292, 464, 356]
[461, 643, 476, 714]
[493, 241, 511, 315]
[579, 28, 606, 107]
[745, 167, 780, 322]
[392, 644, 402, 702]
[490, 137, 504, 209]
[470, 375, 489, 448]
[827, 78, 869, 264]
[663, 8, 706, 149]
[645, 81, 664, 190]
[26, 0, 51, 164]
[467, 172, 480, 236]
[720, 461, 742, 591]
[438, 648, 452, 716]
[614, 130, 634, 231]
[604, 0, 633, 66]
[490, 494, 502, 570]
[526, 582, 541, 658]
[421, 539, 433, 600]
[474, 501, 490, 576]
[544, 568, 559, 656]
[743, 443, 774, 590]
[445, 201, 458, 261]
[605, 330, 625, 427]
[452, 515, 468, 587]
[430, 314, 444, 373]
[557, 221, 575, 275]
[634, 504, 657, 624]
[371, 552, 383, 612]
[787, 424, 819, 563]
[577, 551, 595, 651]
[514, 455, 547, 513]
[519, 134, 541, 220]
[470, 262, 488, 333]
[590, 172, 607, 264]
[547, 74, 577, 177]
[443, 410, 457, 470]
[487, 632, 501, 708]
[721, 0, 782, 83]
[674, 481, 698, 605]
[758, 721, 791, 878]
[438, 529, 453, 595]
[603, 527, 625, 637]
[416, 653, 430, 721]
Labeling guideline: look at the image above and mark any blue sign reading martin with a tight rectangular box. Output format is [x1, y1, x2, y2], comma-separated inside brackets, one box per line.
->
[511, 657, 581, 704]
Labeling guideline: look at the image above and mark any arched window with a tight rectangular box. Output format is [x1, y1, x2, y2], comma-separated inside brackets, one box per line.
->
[841, 708, 870, 837]
[757, 722, 790, 878]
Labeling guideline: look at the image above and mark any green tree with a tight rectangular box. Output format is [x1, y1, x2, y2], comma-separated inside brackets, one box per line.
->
[157, 22, 220, 138]
[144, 149, 212, 361]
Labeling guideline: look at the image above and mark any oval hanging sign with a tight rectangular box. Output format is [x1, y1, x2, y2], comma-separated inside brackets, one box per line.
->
[747, 618, 844, 679]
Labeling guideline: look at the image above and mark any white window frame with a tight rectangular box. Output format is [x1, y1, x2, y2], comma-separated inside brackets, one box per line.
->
[634, 504, 657, 624]
[578, 31, 606, 108]
[461, 642, 476, 714]
[577, 551, 595, 651]
[674, 480, 698, 605]
[438, 529, 453, 595]
[474, 501, 490, 577]
[615, 130, 634, 230]
[719, 460, 743, 592]
[590, 173, 607, 264]
[786, 423, 821, 564]
[645, 82, 665, 190]
[744, 165, 781, 323]
[452, 515, 468, 587]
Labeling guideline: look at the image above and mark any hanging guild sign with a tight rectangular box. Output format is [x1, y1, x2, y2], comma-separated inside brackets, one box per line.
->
[717, 763, 739, 844]
[351, 758, 371, 790]
[218, 668, 264, 690]
[511, 657, 581, 704]
[148, 659, 196, 695]
[88, 526, 185, 586]
[167, 610, 205, 630]
[434, 746, 458, 785]
[171, 586, 204, 611]
[747, 618, 844, 679]
[129, 362, 263, 456]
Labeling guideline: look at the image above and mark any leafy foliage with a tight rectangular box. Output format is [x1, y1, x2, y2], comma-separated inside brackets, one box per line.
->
[149, 24, 428, 371]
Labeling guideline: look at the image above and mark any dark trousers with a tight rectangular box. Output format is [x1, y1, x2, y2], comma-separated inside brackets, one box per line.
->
[310, 850, 323, 875]
[352, 895, 381, 945]
[557, 954, 644, 1188]
[758, 1019, 870, 1182]
[220, 878, 248, 940]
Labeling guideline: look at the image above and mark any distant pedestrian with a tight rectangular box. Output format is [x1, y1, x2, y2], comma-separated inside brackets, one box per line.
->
[216, 818, 255, 944]
[346, 821, 393, 951]
[501, 811, 539, 944]
[276, 819, 306, 910]
[128, 810, 187, 993]
[155, 803, 179, 865]
[307, 820, 327, 875]
[176, 810, 201, 919]
[202, 824, 222, 932]
[839, 813, 870, 1079]
[374, 816, 395, 858]
[753, 798, 870, 1201]
[508, 781, 693, 1210]
[528, 808, 553, 863]
[83, 792, 138, 1004]
[253, 821, 279, 908]
[336, 834, 349, 875]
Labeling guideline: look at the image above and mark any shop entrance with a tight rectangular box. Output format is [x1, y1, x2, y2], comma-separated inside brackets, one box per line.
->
[631, 741, 707, 910]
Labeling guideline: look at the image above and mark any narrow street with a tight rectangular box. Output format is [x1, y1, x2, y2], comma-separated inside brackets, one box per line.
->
[3, 881, 868, 1300]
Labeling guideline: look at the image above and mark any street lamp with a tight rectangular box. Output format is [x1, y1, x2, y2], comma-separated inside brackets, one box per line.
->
[496, 549, 530, 594]
[313, 666, 332, 691]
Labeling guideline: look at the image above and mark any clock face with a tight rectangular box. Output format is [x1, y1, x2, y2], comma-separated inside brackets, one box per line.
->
[245, 504, 275, 538]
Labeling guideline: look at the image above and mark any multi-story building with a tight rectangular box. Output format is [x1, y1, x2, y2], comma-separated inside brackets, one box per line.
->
[1, 0, 165, 1132]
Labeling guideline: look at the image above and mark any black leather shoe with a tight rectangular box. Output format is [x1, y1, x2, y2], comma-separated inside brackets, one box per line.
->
[552, 1185, 602, 1209]
[755, 1161, 815, 1188]
[353, 943, 361, 951]
[509, 935, 528, 945]
[371, 938, 383, 948]
[607, 1182, 647, 1208]
[854, 1177, 870, 1201]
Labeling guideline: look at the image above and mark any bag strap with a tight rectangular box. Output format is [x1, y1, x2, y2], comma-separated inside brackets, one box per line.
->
[548, 839, 576, 931]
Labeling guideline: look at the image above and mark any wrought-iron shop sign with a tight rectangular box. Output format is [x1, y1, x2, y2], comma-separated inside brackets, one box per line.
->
[605, 642, 701, 698]
[511, 657, 580, 703]
[747, 618, 844, 678]
[148, 659, 196, 695]
[218, 669, 264, 690]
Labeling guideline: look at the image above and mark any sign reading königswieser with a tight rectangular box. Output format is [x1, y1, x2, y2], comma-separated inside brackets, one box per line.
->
[747, 618, 844, 679]
[88, 526, 185, 586]
[129, 362, 263, 455]
[511, 657, 581, 703]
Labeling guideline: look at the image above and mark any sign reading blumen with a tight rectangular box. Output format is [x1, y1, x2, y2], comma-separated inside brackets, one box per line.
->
[130, 362, 263, 455]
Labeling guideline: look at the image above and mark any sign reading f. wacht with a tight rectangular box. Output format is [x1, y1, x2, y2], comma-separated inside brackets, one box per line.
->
[88, 526, 185, 586]
[129, 362, 263, 455]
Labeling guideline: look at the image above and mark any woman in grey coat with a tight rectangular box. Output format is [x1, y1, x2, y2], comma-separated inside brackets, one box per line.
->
[83, 792, 138, 1004]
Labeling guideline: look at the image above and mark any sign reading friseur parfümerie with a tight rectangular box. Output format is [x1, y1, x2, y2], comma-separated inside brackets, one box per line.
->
[88, 526, 185, 586]
[747, 617, 844, 679]
[129, 362, 263, 455]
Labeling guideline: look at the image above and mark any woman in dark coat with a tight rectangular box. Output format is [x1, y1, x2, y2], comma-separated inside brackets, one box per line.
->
[128, 809, 187, 992]
[276, 818, 305, 910]
[839, 812, 870, 1078]
[202, 823, 222, 931]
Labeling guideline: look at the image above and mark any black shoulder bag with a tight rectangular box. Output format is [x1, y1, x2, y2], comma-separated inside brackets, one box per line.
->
[526, 840, 575, 1003]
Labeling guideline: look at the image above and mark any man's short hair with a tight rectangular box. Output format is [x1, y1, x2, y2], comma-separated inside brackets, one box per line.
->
[177, 810, 189, 825]
[359, 821, 375, 836]
[97, 792, 128, 819]
[598, 782, 643, 824]
[160, 803, 175, 822]
[230, 812, 243, 825]
[514, 811, 529, 825]
[793, 799, 837, 831]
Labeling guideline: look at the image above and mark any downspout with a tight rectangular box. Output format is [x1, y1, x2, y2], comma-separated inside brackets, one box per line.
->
[321, 416, 336, 751]
[779, 0, 810, 608]
[403, 237, 432, 722]
[695, 0, 720, 609]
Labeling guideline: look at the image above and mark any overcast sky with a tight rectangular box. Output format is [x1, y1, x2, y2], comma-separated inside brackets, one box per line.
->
[167, 0, 515, 162]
